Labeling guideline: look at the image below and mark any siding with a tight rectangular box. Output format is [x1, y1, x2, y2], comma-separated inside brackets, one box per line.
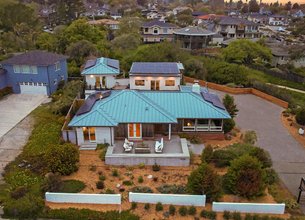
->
[130, 76, 180, 90]
[0, 72, 7, 89]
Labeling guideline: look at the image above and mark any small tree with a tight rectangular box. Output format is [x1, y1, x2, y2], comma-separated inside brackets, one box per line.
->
[223, 119, 235, 133]
[224, 155, 265, 198]
[45, 143, 79, 175]
[223, 94, 238, 118]
[296, 107, 305, 126]
[201, 145, 213, 163]
[187, 163, 222, 201]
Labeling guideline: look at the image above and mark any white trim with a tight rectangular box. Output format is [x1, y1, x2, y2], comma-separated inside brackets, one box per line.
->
[128, 123, 142, 139]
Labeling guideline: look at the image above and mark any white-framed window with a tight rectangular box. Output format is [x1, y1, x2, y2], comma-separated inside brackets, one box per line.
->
[165, 80, 175, 86]
[182, 119, 223, 132]
[135, 80, 145, 86]
[196, 119, 209, 131]
[13, 65, 20, 73]
[55, 62, 61, 71]
[21, 65, 30, 73]
[31, 66, 38, 74]
[210, 119, 223, 131]
[13, 65, 37, 74]
[163, 28, 168, 34]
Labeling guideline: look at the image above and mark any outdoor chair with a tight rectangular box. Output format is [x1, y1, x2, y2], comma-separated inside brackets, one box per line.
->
[125, 138, 134, 147]
[123, 138, 134, 152]
[155, 138, 164, 153]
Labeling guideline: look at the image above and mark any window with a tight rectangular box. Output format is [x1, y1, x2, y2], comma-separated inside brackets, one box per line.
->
[21, 65, 30, 73]
[210, 119, 222, 131]
[196, 119, 209, 131]
[31, 66, 38, 74]
[153, 28, 158, 34]
[55, 62, 60, 71]
[13, 65, 20, 73]
[13, 65, 37, 74]
[163, 28, 168, 34]
[183, 119, 196, 131]
[135, 80, 145, 86]
[144, 28, 148, 32]
[165, 80, 175, 86]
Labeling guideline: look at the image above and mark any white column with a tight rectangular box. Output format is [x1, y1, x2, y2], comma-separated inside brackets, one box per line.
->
[168, 124, 171, 140]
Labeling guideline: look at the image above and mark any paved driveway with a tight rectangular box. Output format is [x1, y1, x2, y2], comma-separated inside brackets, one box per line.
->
[212, 90, 305, 200]
[0, 94, 47, 139]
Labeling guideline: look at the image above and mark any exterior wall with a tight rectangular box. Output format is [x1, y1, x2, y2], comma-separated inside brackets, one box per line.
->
[85, 74, 116, 89]
[175, 35, 213, 49]
[129, 193, 206, 206]
[0, 72, 7, 89]
[76, 127, 113, 146]
[142, 26, 177, 43]
[76, 127, 84, 145]
[3, 59, 67, 96]
[130, 76, 180, 90]
[143, 26, 176, 35]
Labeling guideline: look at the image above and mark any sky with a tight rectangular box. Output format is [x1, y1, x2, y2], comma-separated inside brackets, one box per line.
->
[259, 0, 305, 4]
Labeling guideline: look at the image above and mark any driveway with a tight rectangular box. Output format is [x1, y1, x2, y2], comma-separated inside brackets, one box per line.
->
[211, 90, 305, 200]
[0, 94, 47, 139]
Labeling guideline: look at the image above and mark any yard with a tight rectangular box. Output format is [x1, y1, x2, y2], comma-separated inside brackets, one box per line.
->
[46, 129, 298, 220]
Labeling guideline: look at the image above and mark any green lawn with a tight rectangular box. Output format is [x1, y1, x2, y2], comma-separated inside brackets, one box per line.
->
[59, 180, 86, 193]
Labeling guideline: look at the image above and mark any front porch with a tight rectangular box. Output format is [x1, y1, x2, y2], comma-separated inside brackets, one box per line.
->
[105, 136, 191, 166]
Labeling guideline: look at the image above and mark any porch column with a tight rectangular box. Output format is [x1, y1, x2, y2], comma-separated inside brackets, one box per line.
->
[168, 124, 171, 140]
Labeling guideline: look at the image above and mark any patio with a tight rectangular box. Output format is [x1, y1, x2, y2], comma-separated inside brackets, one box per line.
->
[105, 136, 192, 166]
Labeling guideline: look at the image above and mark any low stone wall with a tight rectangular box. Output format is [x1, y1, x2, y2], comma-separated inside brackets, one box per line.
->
[184, 76, 289, 108]
[45, 192, 121, 204]
[105, 138, 190, 166]
[129, 192, 206, 206]
[212, 202, 285, 214]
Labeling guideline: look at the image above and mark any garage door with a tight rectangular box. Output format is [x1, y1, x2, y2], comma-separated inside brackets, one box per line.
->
[19, 82, 48, 95]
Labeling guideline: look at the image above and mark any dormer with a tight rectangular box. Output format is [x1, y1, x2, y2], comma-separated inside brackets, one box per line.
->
[129, 62, 183, 91]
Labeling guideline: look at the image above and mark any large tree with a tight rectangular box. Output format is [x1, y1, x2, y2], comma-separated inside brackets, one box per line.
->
[249, 0, 260, 12]
[222, 39, 272, 64]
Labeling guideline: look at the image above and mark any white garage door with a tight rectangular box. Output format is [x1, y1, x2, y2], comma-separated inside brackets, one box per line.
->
[19, 82, 48, 95]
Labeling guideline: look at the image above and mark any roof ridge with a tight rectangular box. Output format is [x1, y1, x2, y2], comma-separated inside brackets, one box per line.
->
[188, 92, 230, 118]
[96, 108, 118, 126]
[81, 57, 118, 75]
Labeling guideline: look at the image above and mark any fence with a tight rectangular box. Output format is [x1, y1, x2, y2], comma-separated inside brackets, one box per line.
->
[45, 192, 121, 205]
[184, 76, 289, 108]
[129, 192, 206, 206]
[212, 202, 285, 214]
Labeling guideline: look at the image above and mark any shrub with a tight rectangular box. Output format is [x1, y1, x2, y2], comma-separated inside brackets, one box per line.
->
[242, 130, 257, 144]
[187, 163, 222, 201]
[232, 212, 242, 220]
[223, 119, 235, 133]
[138, 163, 145, 169]
[131, 202, 137, 210]
[153, 176, 158, 182]
[60, 180, 86, 193]
[201, 145, 213, 163]
[249, 147, 272, 168]
[45, 143, 79, 175]
[200, 210, 216, 219]
[178, 206, 187, 216]
[41, 173, 62, 192]
[99, 175, 106, 181]
[89, 165, 97, 172]
[212, 149, 236, 167]
[296, 107, 305, 125]
[96, 181, 104, 189]
[152, 163, 160, 172]
[122, 180, 133, 186]
[137, 176, 143, 183]
[99, 149, 107, 162]
[96, 143, 109, 150]
[0, 87, 12, 99]
[223, 210, 231, 220]
[130, 186, 153, 193]
[190, 135, 202, 144]
[284, 198, 299, 210]
[104, 188, 115, 194]
[264, 168, 279, 185]
[112, 169, 119, 177]
[169, 205, 176, 215]
[224, 155, 265, 198]
[10, 186, 28, 199]
[157, 184, 186, 194]
[144, 203, 150, 210]
[155, 202, 163, 211]
[188, 206, 196, 215]
[223, 94, 239, 118]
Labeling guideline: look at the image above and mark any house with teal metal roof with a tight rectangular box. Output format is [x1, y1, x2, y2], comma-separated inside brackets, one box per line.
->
[68, 84, 230, 147]
[82, 57, 120, 95]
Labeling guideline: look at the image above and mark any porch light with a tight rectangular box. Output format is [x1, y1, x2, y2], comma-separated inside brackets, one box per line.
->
[90, 75, 94, 78]
[187, 122, 191, 126]
[82, 127, 87, 131]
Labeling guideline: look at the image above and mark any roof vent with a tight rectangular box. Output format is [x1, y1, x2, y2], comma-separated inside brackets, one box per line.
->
[192, 82, 200, 94]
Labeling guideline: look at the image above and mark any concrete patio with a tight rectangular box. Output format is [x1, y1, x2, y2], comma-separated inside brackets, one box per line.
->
[105, 136, 191, 166]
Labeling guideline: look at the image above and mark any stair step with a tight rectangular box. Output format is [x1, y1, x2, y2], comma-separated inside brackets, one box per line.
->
[80, 147, 96, 150]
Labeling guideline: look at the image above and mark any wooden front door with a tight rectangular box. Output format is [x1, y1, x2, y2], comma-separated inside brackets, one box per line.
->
[95, 76, 101, 88]
[128, 124, 141, 139]
[83, 127, 96, 142]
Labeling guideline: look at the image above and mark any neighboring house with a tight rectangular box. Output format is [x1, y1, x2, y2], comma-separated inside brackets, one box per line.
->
[268, 44, 305, 67]
[0, 51, 68, 95]
[215, 16, 261, 39]
[82, 57, 120, 95]
[290, 9, 304, 18]
[173, 6, 192, 15]
[68, 84, 230, 147]
[212, 33, 224, 45]
[88, 19, 119, 30]
[247, 13, 269, 25]
[110, 13, 122, 20]
[174, 26, 215, 50]
[129, 62, 183, 90]
[268, 15, 288, 26]
[141, 20, 178, 43]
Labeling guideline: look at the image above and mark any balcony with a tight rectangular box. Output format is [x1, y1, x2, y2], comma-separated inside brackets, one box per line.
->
[85, 84, 106, 91]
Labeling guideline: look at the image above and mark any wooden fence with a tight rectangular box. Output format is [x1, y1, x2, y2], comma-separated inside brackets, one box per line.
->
[184, 76, 289, 109]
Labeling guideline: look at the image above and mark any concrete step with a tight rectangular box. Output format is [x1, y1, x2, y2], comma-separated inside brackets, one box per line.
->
[79, 144, 97, 150]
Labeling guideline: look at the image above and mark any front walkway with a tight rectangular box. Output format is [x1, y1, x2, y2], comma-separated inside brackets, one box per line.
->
[211, 90, 305, 203]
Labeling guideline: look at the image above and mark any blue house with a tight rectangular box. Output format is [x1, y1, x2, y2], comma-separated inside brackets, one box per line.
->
[0, 50, 68, 96]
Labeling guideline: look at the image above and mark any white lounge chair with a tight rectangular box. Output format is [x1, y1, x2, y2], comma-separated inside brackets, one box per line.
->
[155, 138, 164, 153]
[123, 143, 132, 152]
[125, 138, 134, 147]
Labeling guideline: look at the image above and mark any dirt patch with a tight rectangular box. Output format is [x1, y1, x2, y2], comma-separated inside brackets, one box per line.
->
[281, 113, 305, 148]
[204, 128, 242, 149]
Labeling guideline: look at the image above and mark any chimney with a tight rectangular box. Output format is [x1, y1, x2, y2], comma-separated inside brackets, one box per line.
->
[192, 81, 200, 94]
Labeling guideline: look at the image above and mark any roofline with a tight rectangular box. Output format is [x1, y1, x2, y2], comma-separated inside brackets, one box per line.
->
[1, 57, 68, 66]
[129, 73, 180, 76]
[174, 32, 215, 36]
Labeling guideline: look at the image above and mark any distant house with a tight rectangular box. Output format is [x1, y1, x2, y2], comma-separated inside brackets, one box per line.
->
[173, 6, 192, 15]
[247, 13, 269, 25]
[82, 57, 120, 95]
[88, 19, 119, 30]
[174, 26, 215, 50]
[141, 20, 178, 43]
[268, 15, 288, 26]
[0, 51, 68, 95]
[129, 62, 183, 90]
[215, 16, 261, 39]
[291, 9, 304, 18]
